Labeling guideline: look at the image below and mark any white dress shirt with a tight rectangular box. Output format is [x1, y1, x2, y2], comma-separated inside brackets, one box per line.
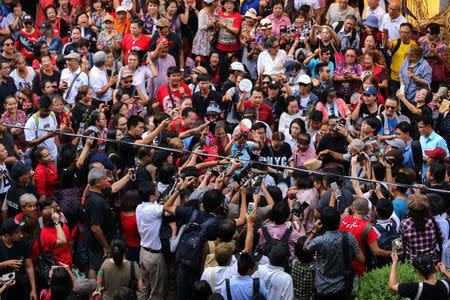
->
[364, 5, 386, 26]
[89, 65, 113, 102]
[135, 201, 168, 250]
[59, 67, 89, 104]
[380, 13, 407, 40]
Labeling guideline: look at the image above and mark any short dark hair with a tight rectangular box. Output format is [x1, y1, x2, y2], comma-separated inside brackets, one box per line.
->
[376, 198, 394, 220]
[217, 218, 236, 242]
[137, 147, 152, 159]
[429, 161, 446, 183]
[315, 62, 329, 75]
[181, 107, 195, 118]
[428, 193, 444, 216]
[127, 115, 145, 130]
[197, 73, 210, 82]
[320, 207, 340, 231]
[324, 169, 344, 188]
[309, 109, 323, 122]
[426, 23, 440, 35]
[418, 115, 433, 127]
[237, 252, 256, 275]
[363, 117, 382, 134]
[38, 95, 52, 108]
[395, 171, 412, 193]
[130, 17, 143, 28]
[294, 236, 314, 262]
[138, 181, 157, 202]
[252, 122, 266, 132]
[77, 38, 89, 49]
[0, 36, 13, 46]
[268, 200, 290, 224]
[167, 66, 181, 77]
[400, 22, 413, 31]
[251, 87, 264, 96]
[202, 189, 223, 213]
[396, 121, 412, 135]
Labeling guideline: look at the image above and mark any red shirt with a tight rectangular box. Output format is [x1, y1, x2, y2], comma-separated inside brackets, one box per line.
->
[339, 215, 379, 276]
[243, 101, 275, 126]
[32, 224, 72, 269]
[55, 111, 71, 128]
[14, 211, 39, 223]
[34, 163, 59, 197]
[120, 212, 140, 247]
[122, 33, 151, 63]
[169, 117, 188, 133]
[156, 82, 191, 114]
[16, 29, 39, 61]
[216, 11, 242, 52]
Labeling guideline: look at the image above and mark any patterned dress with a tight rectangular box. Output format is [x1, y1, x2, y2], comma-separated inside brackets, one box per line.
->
[192, 9, 215, 57]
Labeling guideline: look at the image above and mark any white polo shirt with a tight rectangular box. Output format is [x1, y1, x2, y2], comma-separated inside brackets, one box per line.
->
[89, 65, 113, 102]
[60, 67, 89, 104]
[380, 13, 407, 41]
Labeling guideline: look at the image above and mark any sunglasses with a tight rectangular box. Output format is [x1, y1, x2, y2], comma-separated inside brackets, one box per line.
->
[271, 44, 280, 49]
[298, 83, 309, 86]
[24, 21, 33, 25]
[123, 80, 132, 83]
[426, 31, 432, 34]
[262, 81, 270, 85]
[156, 26, 166, 30]
[3, 43, 13, 47]
[322, 52, 331, 56]
[385, 105, 397, 110]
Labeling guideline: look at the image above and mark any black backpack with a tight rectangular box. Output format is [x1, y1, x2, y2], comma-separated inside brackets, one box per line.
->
[225, 277, 260, 300]
[261, 226, 292, 256]
[372, 222, 400, 267]
[35, 233, 57, 289]
[175, 210, 217, 270]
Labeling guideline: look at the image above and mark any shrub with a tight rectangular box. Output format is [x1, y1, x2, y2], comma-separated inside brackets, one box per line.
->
[355, 261, 444, 300]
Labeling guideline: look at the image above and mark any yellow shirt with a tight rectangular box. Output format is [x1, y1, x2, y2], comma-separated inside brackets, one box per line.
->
[390, 39, 415, 82]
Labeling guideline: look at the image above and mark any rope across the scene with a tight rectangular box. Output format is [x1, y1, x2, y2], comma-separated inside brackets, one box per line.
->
[3, 122, 450, 194]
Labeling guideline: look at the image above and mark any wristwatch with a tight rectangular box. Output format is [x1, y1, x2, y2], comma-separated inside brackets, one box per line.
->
[54, 221, 60, 225]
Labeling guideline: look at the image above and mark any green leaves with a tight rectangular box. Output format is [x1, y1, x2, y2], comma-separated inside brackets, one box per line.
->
[355, 261, 444, 300]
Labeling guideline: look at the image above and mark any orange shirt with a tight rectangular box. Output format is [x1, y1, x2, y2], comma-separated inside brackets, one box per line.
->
[114, 18, 131, 35]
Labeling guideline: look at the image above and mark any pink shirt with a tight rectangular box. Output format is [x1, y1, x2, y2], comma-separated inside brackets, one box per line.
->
[293, 146, 317, 167]
[267, 14, 291, 39]
[315, 98, 351, 121]
[257, 223, 302, 257]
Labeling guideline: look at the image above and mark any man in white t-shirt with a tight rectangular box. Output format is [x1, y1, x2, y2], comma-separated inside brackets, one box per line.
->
[201, 242, 236, 293]
[24, 96, 61, 165]
[253, 244, 294, 300]
[89, 51, 117, 103]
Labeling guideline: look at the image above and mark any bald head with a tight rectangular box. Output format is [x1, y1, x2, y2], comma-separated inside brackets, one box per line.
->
[388, 0, 402, 19]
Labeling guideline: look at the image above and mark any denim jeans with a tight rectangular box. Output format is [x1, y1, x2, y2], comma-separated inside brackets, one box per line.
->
[176, 264, 200, 300]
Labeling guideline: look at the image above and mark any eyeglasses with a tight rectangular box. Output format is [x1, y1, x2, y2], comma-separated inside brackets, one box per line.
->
[385, 105, 397, 110]
[3, 43, 13, 47]
[271, 44, 279, 49]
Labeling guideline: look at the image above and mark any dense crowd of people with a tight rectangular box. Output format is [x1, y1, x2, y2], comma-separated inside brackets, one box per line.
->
[0, 0, 448, 299]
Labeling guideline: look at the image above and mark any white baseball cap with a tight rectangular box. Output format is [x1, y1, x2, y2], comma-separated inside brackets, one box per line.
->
[115, 6, 127, 13]
[230, 62, 245, 73]
[296, 74, 311, 85]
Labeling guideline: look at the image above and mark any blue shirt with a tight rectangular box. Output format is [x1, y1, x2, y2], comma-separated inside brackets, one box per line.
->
[220, 276, 268, 299]
[38, 36, 63, 54]
[229, 141, 255, 173]
[305, 58, 334, 77]
[399, 57, 432, 103]
[378, 117, 398, 135]
[420, 130, 450, 181]
[403, 138, 415, 170]
[239, 0, 260, 15]
[392, 198, 408, 221]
